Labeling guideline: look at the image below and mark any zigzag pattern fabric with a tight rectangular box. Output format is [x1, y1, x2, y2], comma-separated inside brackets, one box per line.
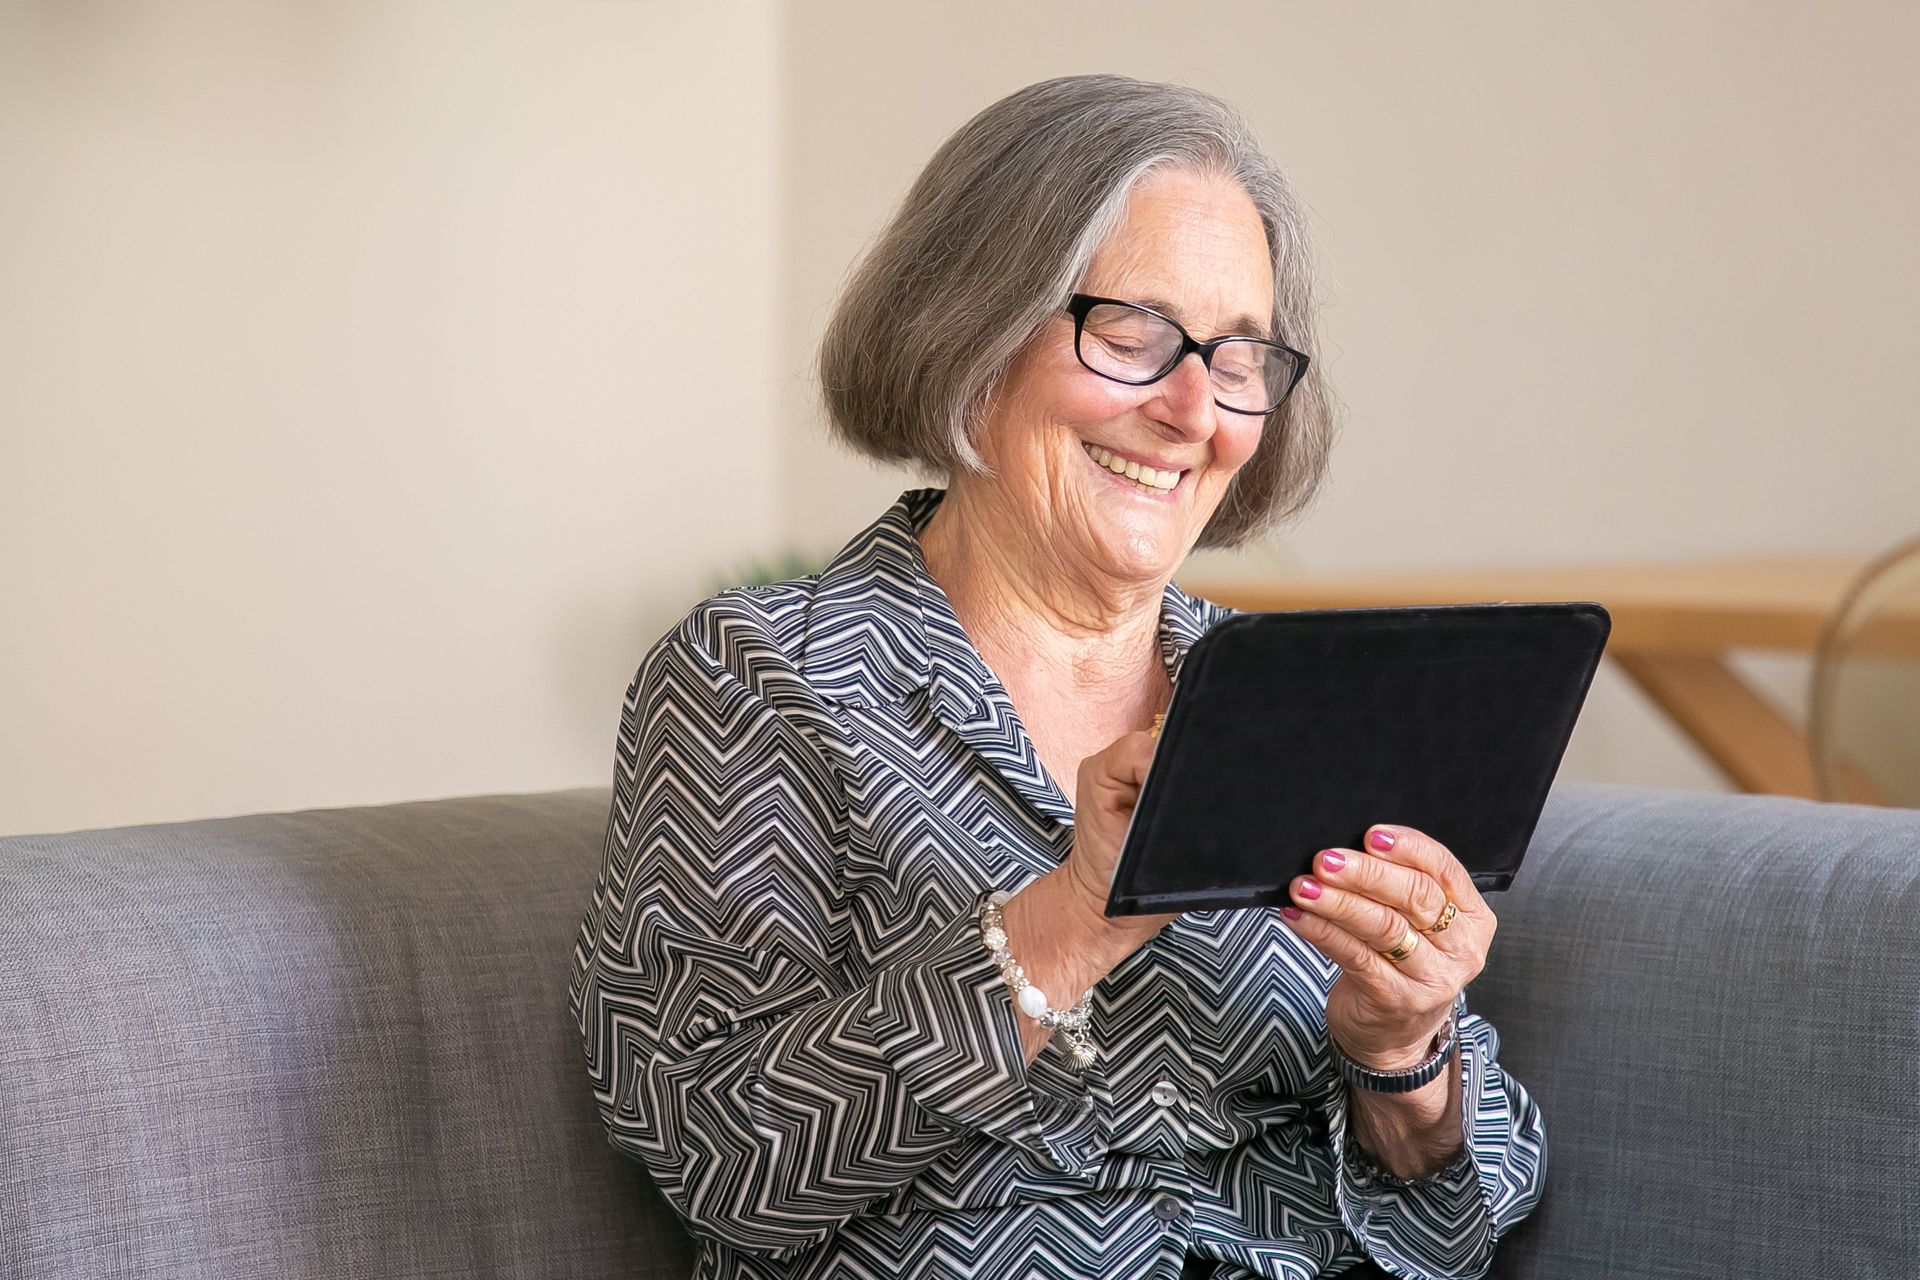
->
[570, 488, 1545, 1280]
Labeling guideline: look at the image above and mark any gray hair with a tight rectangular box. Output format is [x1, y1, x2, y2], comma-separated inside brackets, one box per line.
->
[817, 73, 1338, 548]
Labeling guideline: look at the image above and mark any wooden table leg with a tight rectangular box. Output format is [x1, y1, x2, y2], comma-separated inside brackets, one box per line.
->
[1610, 651, 1841, 800]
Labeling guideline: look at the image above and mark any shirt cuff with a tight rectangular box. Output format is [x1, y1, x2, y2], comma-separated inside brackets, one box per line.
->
[863, 898, 1110, 1175]
[1325, 1034, 1500, 1279]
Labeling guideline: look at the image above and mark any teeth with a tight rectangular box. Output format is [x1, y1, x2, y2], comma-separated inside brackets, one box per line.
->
[1085, 443, 1179, 492]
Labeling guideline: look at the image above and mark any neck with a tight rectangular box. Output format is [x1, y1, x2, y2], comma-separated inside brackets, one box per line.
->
[917, 483, 1170, 698]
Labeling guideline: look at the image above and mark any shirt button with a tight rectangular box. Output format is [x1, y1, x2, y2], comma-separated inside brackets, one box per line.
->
[1150, 1081, 1181, 1107]
[1151, 1195, 1183, 1223]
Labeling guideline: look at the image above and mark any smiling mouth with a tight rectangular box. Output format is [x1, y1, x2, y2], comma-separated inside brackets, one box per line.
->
[1083, 442, 1184, 493]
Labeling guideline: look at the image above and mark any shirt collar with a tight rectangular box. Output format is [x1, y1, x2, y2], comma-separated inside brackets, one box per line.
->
[800, 487, 1228, 711]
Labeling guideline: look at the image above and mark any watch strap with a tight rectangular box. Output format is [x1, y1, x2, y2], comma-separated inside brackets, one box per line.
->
[1329, 995, 1463, 1094]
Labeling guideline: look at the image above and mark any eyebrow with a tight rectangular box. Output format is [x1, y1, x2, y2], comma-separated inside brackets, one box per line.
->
[1132, 295, 1273, 342]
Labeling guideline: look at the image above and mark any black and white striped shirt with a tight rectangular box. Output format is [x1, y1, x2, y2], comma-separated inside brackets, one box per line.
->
[570, 487, 1545, 1280]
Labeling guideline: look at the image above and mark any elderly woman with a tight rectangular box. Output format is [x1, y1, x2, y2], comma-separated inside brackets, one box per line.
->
[570, 75, 1544, 1280]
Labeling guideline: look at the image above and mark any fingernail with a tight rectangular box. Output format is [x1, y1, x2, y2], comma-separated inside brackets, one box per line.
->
[1298, 878, 1322, 901]
[1281, 906, 1303, 921]
[1368, 829, 1396, 852]
[1320, 850, 1346, 872]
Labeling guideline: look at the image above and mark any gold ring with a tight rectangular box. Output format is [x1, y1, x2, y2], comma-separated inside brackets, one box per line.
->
[1381, 927, 1420, 963]
[1150, 713, 1166, 740]
[1425, 901, 1458, 934]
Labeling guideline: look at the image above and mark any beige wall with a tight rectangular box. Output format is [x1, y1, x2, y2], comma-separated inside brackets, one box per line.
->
[0, 0, 783, 834]
[777, 0, 1920, 793]
[4, 2, 1915, 835]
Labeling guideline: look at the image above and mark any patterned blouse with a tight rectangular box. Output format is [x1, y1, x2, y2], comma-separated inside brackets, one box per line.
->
[570, 488, 1545, 1280]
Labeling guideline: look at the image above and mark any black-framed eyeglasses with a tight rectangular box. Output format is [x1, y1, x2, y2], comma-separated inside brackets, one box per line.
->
[1064, 293, 1309, 416]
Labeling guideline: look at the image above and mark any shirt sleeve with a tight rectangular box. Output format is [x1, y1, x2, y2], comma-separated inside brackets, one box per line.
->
[566, 614, 1108, 1260]
[1323, 1001, 1548, 1280]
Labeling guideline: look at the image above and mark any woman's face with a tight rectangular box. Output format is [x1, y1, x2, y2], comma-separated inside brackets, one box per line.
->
[969, 166, 1275, 589]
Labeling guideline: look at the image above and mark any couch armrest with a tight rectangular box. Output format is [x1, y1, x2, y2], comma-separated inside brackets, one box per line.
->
[1474, 783, 1920, 1280]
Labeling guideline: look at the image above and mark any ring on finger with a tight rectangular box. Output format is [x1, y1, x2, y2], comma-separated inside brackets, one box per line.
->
[1380, 927, 1420, 963]
[1424, 900, 1458, 934]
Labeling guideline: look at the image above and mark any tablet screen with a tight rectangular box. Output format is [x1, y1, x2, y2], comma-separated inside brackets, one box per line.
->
[1106, 603, 1609, 916]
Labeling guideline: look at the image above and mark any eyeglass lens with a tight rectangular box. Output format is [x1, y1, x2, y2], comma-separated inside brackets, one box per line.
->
[1077, 301, 1298, 413]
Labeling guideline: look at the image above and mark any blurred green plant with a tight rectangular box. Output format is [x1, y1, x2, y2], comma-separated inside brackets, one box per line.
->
[711, 550, 831, 593]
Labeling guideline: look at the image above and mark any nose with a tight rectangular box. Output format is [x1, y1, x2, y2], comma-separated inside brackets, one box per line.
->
[1141, 351, 1218, 442]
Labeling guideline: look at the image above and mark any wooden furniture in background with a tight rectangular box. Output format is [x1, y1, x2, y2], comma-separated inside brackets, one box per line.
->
[1184, 557, 1920, 802]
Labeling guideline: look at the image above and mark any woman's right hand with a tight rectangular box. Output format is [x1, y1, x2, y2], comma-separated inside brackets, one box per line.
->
[1058, 729, 1180, 942]
[996, 729, 1179, 1060]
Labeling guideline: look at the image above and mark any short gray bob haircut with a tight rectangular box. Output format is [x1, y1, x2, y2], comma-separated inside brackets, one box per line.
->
[818, 73, 1337, 548]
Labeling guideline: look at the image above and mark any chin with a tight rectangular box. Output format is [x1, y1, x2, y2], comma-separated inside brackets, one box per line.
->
[1109, 483, 1215, 566]
[1098, 519, 1187, 584]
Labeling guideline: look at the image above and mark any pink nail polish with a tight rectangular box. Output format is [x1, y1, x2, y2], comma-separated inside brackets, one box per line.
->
[1368, 829, 1396, 852]
[1281, 906, 1303, 921]
[1321, 850, 1346, 872]
[1298, 878, 1322, 901]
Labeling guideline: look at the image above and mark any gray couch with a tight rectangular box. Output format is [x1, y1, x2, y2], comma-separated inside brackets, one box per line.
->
[3, 784, 1915, 1278]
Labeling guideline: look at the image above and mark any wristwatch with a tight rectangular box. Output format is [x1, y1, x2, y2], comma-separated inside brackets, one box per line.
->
[1329, 994, 1465, 1094]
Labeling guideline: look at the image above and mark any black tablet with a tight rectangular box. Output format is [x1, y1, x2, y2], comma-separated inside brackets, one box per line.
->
[1104, 602, 1611, 916]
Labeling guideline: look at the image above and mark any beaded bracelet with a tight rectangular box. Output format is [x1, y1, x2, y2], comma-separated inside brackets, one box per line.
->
[977, 890, 1097, 1072]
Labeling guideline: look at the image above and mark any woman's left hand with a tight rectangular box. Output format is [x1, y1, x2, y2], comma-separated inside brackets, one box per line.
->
[1282, 824, 1493, 1067]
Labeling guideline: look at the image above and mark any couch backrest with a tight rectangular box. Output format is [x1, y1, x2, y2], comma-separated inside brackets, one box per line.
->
[1477, 784, 1920, 1279]
[7, 783, 1916, 1279]
[0, 789, 693, 1279]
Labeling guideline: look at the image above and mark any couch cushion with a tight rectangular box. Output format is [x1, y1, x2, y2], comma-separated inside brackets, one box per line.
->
[0, 789, 694, 1279]
[1476, 783, 1920, 1279]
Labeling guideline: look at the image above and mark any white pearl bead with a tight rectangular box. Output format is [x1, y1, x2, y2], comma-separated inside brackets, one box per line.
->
[1017, 985, 1051, 1019]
